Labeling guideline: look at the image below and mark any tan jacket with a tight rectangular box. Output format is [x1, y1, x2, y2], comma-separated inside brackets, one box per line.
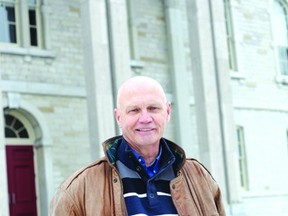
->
[50, 136, 226, 216]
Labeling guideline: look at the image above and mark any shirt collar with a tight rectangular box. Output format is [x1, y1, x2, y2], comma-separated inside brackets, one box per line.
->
[125, 141, 163, 177]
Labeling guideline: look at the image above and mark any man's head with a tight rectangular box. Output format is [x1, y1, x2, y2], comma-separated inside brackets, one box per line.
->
[114, 76, 171, 152]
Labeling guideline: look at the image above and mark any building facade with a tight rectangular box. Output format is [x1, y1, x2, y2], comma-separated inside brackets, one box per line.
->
[0, 0, 287, 215]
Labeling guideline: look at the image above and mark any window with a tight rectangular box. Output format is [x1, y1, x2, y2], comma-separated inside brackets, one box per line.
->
[236, 126, 249, 190]
[0, 0, 17, 43]
[272, 0, 288, 76]
[27, 0, 42, 47]
[0, 0, 43, 48]
[5, 114, 29, 138]
[224, 0, 237, 71]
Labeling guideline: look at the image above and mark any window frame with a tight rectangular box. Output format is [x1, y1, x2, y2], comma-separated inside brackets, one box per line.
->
[0, 0, 20, 45]
[236, 126, 249, 191]
[223, 0, 238, 72]
[0, 0, 52, 57]
[27, 0, 43, 48]
[4, 109, 36, 145]
[271, 0, 288, 84]
[5, 114, 29, 138]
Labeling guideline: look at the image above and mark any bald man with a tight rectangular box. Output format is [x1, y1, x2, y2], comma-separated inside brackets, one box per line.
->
[50, 76, 226, 216]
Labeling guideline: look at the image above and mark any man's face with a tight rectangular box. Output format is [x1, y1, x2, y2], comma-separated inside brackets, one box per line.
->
[114, 82, 170, 151]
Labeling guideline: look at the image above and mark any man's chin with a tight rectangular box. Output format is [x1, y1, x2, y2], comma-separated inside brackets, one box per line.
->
[136, 137, 160, 146]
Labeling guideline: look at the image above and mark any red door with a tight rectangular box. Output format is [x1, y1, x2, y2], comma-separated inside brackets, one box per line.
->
[6, 145, 37, 216]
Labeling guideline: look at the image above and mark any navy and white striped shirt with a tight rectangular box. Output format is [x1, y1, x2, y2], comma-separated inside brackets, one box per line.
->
[116, 138, 178, 216]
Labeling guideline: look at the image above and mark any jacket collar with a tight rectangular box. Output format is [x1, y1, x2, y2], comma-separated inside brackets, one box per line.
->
[102, 135, 186, 172]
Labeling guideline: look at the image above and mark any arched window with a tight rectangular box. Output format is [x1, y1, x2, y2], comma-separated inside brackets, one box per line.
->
[4, 114, 29, 138]
[272, 0, 288, 76]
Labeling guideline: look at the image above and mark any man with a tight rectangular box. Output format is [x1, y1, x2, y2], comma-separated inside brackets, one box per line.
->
[50, 76, 226, 215]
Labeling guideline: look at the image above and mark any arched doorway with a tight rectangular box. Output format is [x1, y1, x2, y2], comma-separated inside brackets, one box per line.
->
[4, 109, 38, 216]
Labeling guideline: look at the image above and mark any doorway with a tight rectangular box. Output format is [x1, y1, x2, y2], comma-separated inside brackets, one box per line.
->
[4, 110, 39, 215]
[6, 145, 37, 216]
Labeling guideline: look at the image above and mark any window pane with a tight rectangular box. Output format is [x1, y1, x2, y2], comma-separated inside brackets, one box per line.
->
[13, 118, 23, 130]
[29, 9, 36, 25]
[6, 6, 15, 21]
[5, 114, 13, 126]
[5, 128, 17, 138]
[18, 128, 29, 138]
[278, 46, 288, 75]
[9, 24, 16, 42]
[28, 9, 38, 46]
[30, 27, 38, 46]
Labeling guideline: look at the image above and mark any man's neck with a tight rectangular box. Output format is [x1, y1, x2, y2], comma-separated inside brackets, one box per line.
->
[128, 143, 160, 166]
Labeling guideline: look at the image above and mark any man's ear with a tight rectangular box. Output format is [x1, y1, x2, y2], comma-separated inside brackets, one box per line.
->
[166, 102, 171, 122]
[114, 108, 121, 127]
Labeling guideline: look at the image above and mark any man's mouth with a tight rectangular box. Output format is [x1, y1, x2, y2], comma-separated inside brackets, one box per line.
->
[136, 128, 154, 132]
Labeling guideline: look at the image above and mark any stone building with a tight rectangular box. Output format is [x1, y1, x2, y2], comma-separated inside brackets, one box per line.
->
[0, 0, 287, 215]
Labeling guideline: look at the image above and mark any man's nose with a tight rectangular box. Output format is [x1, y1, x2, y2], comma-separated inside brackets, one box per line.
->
[139, 111, 152, 123]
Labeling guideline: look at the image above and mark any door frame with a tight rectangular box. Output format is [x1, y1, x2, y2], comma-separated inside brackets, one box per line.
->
[4, 109, 40, 215]
[3, 104, 53, 216]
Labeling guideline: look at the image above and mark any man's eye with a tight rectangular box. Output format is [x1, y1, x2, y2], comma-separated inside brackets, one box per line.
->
[129, 108, 139, 113]
[149, 107, 158, 111]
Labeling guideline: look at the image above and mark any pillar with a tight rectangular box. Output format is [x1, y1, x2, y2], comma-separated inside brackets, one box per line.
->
[106, 0, 132, 97]
[164, 0, 196, 156]
[0, 70, 9, 216]
[186, 0, 240, 206]
[80, 0, 116, 159]
[80, 0, 131, 158]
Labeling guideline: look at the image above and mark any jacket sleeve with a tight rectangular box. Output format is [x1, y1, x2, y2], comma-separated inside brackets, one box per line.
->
[49, 160, 117, 216]
[197, 160, 226, 216]
[182, 159, 226, 216]
[49, 186, 80, 216]
[211, 181, 226, 216]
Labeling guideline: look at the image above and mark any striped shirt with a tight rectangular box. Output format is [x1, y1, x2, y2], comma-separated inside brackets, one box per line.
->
[116, 138, 178, 216]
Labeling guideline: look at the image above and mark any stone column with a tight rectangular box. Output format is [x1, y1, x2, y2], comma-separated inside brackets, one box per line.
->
[19, 0, 29, 47]
[80, 0, 116, 159]
[164, 0, 196, 156]
[186, 0, 240, 205]
[0, 71, 9, 216]
[41, 0, 52, 50]
[106, 0, 132, 98]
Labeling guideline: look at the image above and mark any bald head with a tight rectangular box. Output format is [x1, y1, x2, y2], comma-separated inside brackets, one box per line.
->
[114, 76, 171, 153]
[116, 76, 167, 109]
